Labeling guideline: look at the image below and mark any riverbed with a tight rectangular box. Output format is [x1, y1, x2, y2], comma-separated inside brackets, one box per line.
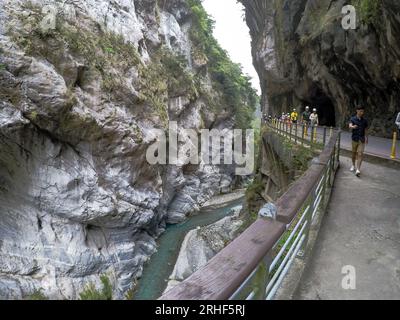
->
[133, 194, 245, 300]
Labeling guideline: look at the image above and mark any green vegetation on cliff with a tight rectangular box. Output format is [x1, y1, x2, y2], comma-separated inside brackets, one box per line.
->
[138, 47, 199, 126]
[352, 0, 382, 25]
[188, 0, 259, 129]
[11, 2, 141, 93]
[25, 289, 48, 300]
[79, 275, 113, 300]
[11, 1, 258, 130]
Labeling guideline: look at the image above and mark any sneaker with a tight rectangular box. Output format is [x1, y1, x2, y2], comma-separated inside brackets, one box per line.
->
[350, 166, 355, 172]
[356, 170, 361, 177]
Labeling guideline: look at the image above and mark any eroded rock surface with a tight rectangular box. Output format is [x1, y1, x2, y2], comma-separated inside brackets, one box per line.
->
[0, 0, 248, 299]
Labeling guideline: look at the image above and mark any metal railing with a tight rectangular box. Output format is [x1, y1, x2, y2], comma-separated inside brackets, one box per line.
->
[269, 119, 336, 149]
[159, 122, 341, 301]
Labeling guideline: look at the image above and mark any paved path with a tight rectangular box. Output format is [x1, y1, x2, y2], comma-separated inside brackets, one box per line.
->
[281, 123, 399, 160]
[340, 131, 399, 161]
[310, 127, 399, 160]
[294, 157, 400, 300]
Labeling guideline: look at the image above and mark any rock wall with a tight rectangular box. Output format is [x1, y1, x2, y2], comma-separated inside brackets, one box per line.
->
[241, 0, 400, 137]
[0, 0, 250, 299]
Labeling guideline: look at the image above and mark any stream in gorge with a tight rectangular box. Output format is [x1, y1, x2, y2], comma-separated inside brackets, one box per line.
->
[133, 195, 245, 300]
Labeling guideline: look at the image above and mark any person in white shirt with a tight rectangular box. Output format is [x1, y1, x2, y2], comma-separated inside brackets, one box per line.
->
[396, 112, 400, 137]
[310, 108, 319, 127]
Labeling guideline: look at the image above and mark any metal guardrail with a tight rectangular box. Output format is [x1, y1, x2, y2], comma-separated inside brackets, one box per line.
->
[269, 119, 336, 150]
[159, 122, 341, 301]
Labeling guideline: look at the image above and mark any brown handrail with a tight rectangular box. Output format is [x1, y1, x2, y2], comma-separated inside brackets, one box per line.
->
[275, 131, 339, 224]
[159, 128, 340, 300]
[159, 219, 286, 300]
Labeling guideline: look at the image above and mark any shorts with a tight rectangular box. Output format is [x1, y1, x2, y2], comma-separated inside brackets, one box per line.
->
[352, 140, 365, 153]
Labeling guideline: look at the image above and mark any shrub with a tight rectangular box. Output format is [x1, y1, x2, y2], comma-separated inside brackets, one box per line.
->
[26, 289, 48, 300]
[79, 275, 113, 300]
[245, 175, 265, 204]
[292, 145, 314, 172]
[352, 0, 381, 25]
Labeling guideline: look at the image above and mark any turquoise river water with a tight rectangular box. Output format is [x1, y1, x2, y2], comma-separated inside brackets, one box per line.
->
[133, 197, 244, 300]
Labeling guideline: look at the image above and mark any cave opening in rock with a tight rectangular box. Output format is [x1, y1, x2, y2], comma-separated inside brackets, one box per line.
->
[308, 87, 336, 127]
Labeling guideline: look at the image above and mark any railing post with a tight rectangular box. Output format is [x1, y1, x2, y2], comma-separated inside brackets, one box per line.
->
[323, 127, 327, 146]
[391, 131, 397, 159]
[283, 121, 286, 137]
[310, 126, 314, 151]
[285, 122, 289, 139]
[295, 123, 298, 144]
[301, 124, 305, 146]
[313, 126, 317, 144]
[289, 123, 293, 142]
[287, 122, 290, 139]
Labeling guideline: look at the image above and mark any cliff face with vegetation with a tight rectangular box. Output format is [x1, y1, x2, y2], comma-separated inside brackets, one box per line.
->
[241, 0, 400, 136]
[0, 0, 257, 299]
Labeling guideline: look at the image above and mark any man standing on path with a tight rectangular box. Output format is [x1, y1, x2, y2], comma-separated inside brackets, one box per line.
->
[302, 106, 311, 125]
[349, 106, 369, 177]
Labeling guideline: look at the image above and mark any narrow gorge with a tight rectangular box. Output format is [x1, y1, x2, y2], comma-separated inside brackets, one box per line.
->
[1, 0, 399, 301]
[0, 0, 257, 299]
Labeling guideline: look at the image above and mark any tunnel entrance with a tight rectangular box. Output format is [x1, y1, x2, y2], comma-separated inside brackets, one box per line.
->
[307, 87, 336, 127]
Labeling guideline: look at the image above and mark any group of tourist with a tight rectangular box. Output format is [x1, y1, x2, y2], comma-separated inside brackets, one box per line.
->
[264, 105, 400, 179]
[300, 106, 319, 127]
[266, 106, 320, 127]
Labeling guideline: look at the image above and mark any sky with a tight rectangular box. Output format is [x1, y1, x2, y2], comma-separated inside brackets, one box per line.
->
[202, 0, 261, 95]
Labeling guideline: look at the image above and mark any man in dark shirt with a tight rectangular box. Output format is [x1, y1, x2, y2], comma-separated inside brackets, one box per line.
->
[302, 106, 311, 125]
[349, 106, 369, 177]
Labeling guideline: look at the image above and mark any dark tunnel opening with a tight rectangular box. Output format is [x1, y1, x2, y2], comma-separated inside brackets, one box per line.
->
[306, 87, 337, 127]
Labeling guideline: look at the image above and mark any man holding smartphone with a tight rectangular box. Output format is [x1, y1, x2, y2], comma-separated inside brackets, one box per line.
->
[349, 106, 369, 177]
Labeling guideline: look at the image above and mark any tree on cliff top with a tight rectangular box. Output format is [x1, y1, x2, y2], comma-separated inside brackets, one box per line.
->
[188, 0, 259, 130]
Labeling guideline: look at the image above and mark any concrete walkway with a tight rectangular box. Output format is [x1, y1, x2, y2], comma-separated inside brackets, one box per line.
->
[294, 157, 400, 300]
[340, 131, 399, 161]
[310, 126, 400, 160]
[284, 123, 399, 160]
